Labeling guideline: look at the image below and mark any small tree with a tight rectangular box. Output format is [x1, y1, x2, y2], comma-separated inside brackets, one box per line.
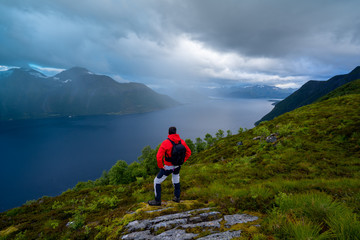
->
[138, 145, 158, 176]
[195, 137, 206, 153]
[215, 129, 224, 140]
[227, 130, 232, 137]
[108, 160, 131, 185]
[185, 138, 196, 154]
[204, 133, 215, 148]
[128, 161, 146, 180]
[95, 170, 110, 186]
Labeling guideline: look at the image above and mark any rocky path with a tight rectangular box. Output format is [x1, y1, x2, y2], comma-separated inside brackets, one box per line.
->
[121, 202, 259, 240]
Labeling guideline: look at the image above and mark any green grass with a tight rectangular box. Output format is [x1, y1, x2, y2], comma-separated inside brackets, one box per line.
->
[263, 191, 360, 239]
[0, 90, 359, 239]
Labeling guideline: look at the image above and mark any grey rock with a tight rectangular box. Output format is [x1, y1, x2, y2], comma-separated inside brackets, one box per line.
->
[126, 220, 151, 232]
[224, 214, 258, 227]
[189, 211, 221, 223]
[188, 210, 221, 223]
[122, 230, 153, 240]
[152, 218, 188, 231]
[66, 221, 74, 228]
[237, 141, 243, 146]
[266, 134, 277, 143]
[181, 219, 221, 229]
[197, 230, 242, 240]
[153, 229, 198, 240]
[150, 212, 191, 224]
[199, 211, 222, 220]
[189, 216, 202, 223]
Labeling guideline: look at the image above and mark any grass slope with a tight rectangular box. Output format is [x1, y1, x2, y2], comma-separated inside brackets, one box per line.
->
[1, 90, 359, 239]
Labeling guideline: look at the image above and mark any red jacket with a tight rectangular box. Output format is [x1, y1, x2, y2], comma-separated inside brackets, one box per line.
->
[156, 134, 191, 168]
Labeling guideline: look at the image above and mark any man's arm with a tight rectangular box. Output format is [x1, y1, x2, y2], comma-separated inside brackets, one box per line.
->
[156, 142, 166, 168]
[182, 140, 192, 163]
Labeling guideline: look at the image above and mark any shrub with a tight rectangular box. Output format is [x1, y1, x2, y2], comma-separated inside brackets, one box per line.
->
[215, 129, 224, 140]
[108, 160, 131, 185]
[252, 125, 270, 137]
[45, 219, 60, 230]
[226, 130, 232, 136]
[69, 210, 86, 230]
[92, 196, 120, 210]
[94, 170, 110, 186]
[138, 145, 158, 176]
[195, 137, 206, 153]
[14, 231, 27, 240]
[128, 162, 147, 180]
[238, 127, 244, 134]
[204, 133, 215, 148]
[74, 180, 95, 191]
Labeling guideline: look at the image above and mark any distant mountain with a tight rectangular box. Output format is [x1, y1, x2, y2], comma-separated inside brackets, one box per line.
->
[0, 67, 178, 120]
[216, 85, 296, 99]
[256, 66, 360, 125]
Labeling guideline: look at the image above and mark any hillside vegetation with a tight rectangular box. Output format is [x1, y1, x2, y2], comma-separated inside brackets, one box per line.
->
[256, 66, 360, 125]
[1, 81, 360, 239]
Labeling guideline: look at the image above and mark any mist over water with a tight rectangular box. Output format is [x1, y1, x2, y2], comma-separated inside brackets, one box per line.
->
[0, 98, 273, 211]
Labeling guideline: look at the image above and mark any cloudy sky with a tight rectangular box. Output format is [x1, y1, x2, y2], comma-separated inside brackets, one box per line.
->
[1, 0, 360, 89]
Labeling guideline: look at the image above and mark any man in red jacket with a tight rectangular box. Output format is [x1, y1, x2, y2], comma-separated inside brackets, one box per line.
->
[148, 126, 191, 206]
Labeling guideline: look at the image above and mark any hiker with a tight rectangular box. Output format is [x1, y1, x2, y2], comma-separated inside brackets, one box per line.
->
[148, 126, 191, 206]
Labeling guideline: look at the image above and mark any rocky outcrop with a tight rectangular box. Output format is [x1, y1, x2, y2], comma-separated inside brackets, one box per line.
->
[265, 133, 277, 143]
[252, 133, 278, 143]
[121, 206, 259, 240]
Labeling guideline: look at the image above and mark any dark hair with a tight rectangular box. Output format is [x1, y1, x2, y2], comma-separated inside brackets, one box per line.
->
[169, 126, 177, 135]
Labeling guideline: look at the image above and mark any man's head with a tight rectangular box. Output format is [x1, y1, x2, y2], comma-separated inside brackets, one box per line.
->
[169, 126, 177, 135]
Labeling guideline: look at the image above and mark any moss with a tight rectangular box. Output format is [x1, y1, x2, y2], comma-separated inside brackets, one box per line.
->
[0, 226, 18, 237]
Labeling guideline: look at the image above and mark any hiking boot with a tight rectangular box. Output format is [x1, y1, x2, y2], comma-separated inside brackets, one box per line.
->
[172, 197, 180, 203]
[148, 200, 161, 206]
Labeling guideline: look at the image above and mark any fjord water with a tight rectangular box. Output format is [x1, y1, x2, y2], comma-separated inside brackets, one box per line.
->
[0, 98, 273, 211]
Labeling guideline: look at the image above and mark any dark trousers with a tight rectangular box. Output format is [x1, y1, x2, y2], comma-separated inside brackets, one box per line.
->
[153, 167, 181, 202]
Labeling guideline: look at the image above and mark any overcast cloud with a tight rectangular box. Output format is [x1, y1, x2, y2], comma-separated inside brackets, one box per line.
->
[1, 0, 359, 88]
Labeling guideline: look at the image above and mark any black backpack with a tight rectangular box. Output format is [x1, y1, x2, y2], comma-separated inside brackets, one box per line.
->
[165, 138, 186, 166]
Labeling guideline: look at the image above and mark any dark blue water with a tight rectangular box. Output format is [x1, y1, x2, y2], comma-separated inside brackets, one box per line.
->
[0, 98, 273, 211]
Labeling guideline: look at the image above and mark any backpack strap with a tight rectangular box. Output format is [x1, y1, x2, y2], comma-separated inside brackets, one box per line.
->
[165, 138, 174, 160]
[167, 138, 181, 145]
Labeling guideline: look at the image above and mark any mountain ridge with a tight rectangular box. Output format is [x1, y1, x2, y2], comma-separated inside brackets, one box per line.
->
[0, 67, 178, 121]
[256, 66, 360, 125]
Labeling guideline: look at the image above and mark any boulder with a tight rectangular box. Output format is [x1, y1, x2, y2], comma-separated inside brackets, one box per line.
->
[224, 214, 258, 227]
[265, 134, 277, 143]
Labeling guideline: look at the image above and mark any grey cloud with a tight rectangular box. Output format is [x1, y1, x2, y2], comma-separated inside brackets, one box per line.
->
[0, 0, 359, 87]
[167, 1, 360, 55]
